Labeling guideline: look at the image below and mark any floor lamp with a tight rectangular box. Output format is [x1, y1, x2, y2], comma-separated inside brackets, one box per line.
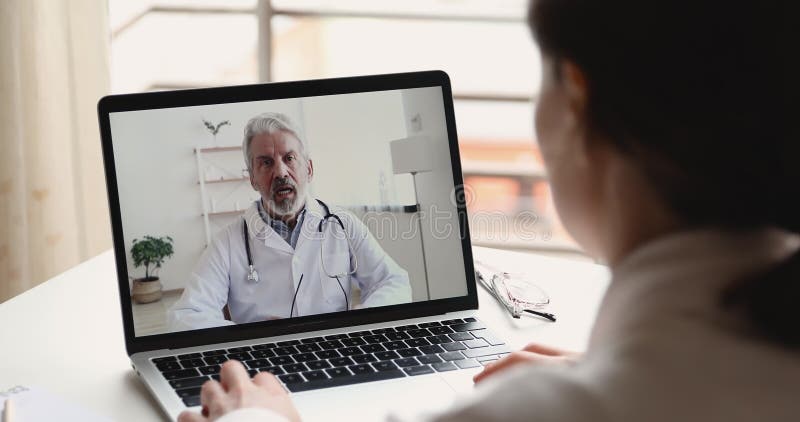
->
[390, 136, 433, 300]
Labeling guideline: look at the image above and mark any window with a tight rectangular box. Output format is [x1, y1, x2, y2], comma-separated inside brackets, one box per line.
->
[110, 0, 582, 256]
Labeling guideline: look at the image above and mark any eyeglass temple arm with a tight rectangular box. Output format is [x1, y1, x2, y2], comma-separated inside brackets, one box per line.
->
[522, 309, 557, 322]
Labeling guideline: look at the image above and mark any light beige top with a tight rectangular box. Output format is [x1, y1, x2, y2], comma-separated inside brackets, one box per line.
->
[222, 229, 800, 422]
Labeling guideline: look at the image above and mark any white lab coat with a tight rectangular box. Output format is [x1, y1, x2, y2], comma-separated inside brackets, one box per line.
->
[168, 199, 411, 331]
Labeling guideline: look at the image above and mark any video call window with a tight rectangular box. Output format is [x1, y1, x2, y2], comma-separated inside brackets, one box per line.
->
[109, 87, 468, 337]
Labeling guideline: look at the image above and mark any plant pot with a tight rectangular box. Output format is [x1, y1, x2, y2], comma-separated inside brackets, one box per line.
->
[131, 277, 163, 304]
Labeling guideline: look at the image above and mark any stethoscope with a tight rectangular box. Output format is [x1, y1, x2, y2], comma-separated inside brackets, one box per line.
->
[242, 199, 357, 316]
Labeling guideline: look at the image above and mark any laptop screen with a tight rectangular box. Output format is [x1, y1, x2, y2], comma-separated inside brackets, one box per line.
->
[103, 76, 473, 340]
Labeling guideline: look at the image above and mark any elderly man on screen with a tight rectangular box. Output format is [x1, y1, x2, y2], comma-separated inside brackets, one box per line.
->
[168, 113, 411, 330]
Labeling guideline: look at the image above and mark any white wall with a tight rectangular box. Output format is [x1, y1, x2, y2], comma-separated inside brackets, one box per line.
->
[301, 90, 414, 206]
[401, 87, 469, 300]
[349, 210, 428, 302]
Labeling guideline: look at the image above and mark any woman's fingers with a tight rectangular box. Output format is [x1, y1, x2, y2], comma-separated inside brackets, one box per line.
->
[521, 342, 567, 356]
[177, 410, 207, 422]
[200, 379, 229, 418]
[522, 342, 578, 358]
[219, 360, 251, 392]
[187, 359, 301, 422]
[473, 347, 576, 385]
[473, 351, 537, 384]
[253, 371, 286, 395]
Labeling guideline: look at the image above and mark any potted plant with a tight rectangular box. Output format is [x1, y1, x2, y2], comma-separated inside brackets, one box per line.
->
[130, 235, 174, 304]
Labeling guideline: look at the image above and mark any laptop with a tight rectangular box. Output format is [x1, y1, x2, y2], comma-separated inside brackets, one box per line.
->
[97, 71, 509, 420]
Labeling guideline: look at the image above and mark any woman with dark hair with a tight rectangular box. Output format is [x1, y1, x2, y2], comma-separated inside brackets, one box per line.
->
[179, 1, 799, 421]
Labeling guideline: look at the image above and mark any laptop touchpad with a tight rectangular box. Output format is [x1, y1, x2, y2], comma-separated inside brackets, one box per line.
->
[292, 376, 458, 421]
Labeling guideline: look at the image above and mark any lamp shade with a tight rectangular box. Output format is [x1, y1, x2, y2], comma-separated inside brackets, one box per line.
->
[390, 136, 434, 174]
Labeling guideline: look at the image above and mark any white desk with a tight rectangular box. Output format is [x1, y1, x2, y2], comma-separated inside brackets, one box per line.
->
[0, 247, 609, 421]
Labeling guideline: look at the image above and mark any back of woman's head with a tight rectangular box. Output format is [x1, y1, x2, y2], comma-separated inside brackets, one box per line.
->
[527, 0, 798, 347]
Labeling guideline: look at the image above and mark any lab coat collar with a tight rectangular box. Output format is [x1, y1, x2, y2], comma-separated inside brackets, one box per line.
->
[244, 197, 327, 253]
[243, 201, 295, 254]
[303, 197, 326, 222]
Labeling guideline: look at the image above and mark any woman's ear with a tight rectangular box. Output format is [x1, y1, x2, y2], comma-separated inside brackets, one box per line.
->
[558, 59, 597, 163]
[560, 60, 588, 120]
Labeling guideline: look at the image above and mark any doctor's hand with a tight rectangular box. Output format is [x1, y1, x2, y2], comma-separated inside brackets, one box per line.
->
[473, 342, 580, 385]
[177, 360, 301, 422]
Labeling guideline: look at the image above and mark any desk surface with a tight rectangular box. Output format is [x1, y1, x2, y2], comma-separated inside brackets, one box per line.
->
[0, 247, 609, 421]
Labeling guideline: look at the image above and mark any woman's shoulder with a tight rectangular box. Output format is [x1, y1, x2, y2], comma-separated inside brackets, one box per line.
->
[583, 325, 800, 421]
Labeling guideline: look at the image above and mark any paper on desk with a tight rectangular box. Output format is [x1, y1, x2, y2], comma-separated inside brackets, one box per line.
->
[1, 385, 113, 422]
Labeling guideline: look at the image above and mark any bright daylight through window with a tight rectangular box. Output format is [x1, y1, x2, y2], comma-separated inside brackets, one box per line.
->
[109, 0, 583, 258]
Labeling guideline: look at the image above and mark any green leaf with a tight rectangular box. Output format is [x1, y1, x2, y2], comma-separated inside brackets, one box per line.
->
[130, 235, 175, 279]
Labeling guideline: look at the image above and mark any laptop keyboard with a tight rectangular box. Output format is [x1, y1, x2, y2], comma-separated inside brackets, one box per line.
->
[151, 318, 510, 407]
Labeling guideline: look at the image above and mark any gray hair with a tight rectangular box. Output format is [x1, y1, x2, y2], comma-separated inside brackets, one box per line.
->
[242, 112, 309, 171]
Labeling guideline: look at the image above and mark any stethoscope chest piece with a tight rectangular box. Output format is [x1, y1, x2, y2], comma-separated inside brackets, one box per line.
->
[243, 219, 260, 283]
[247, 264, 260, 283]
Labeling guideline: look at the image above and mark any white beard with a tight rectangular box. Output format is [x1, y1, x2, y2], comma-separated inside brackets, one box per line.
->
[266, 187, 307, 218]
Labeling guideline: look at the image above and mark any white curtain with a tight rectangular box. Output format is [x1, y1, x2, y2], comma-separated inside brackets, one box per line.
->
[0, 0, 111, 303]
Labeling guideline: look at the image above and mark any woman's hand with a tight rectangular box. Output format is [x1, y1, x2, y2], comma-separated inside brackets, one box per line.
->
[473, 342, 579, 384]
[178, 360, 301, 422]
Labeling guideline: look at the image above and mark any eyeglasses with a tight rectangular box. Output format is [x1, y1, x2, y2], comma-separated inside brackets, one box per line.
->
[475, 260, 556, 322]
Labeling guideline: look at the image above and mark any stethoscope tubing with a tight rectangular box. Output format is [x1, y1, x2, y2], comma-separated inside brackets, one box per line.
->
[241, 199, 354, 318]
[243, 199, 354, 283]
